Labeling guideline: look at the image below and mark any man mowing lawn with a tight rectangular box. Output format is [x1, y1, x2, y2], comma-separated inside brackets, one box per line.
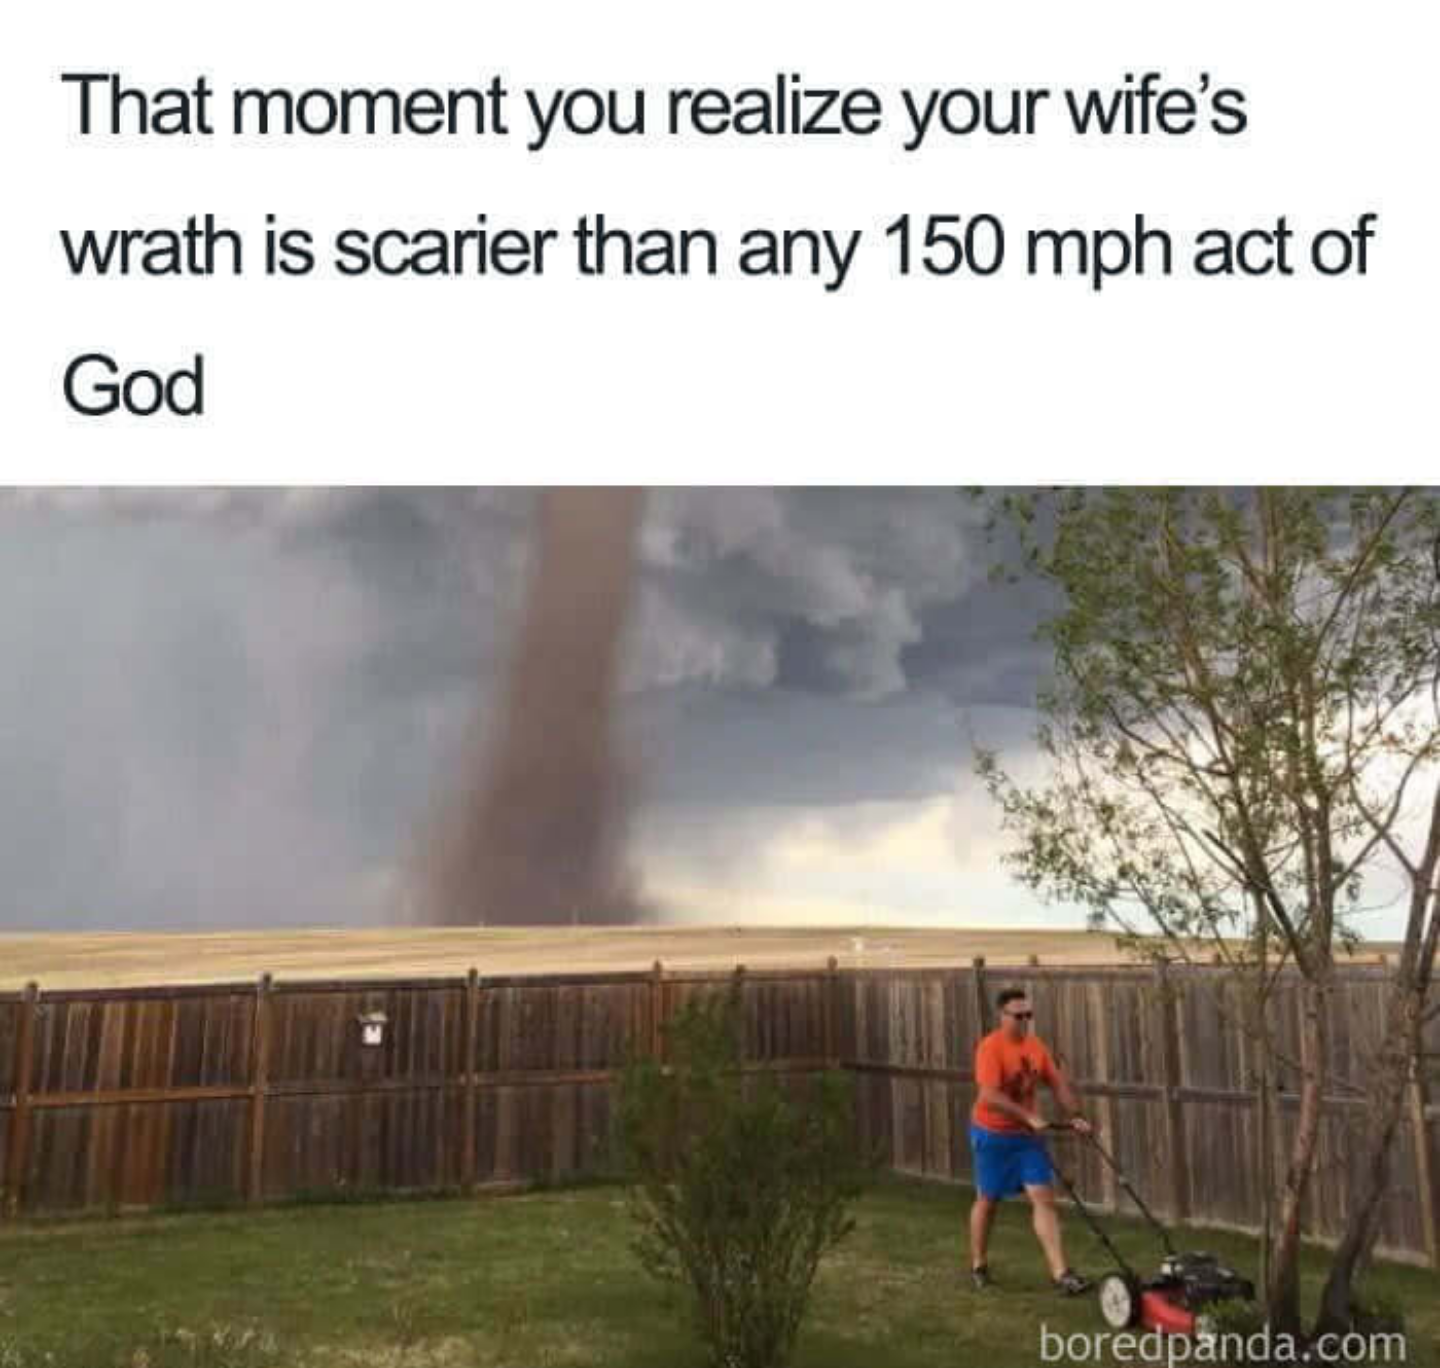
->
[970, 987, 1093, 1296]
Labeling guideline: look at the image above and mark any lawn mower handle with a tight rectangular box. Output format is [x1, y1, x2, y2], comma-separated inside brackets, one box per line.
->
[1039, 1121, 1178, 1259]
[1041, 1129, 1138, 1280]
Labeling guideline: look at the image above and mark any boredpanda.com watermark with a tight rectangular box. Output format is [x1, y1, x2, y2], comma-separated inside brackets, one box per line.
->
[1040, 1324, 1407, 1365]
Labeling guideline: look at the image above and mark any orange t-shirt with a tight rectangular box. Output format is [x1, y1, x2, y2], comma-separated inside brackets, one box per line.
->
[971, 1029, 1060, 1133]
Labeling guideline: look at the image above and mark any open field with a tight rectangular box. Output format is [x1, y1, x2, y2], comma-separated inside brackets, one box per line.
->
[0, 925, 1138, 990]
[2, 1178, 1435, 1368]
[0, 924, 1400, 991]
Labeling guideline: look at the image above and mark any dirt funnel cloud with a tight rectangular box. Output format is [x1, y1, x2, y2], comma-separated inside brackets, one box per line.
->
[426, 488, 647, 925]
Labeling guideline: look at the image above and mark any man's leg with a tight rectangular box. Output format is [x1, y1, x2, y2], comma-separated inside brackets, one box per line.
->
[1024, 1183, 1068, 1279]
[970, 1193, 998, 1271]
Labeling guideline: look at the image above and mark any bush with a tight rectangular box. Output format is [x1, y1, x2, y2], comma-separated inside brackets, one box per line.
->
[615, 982, 871, 1368]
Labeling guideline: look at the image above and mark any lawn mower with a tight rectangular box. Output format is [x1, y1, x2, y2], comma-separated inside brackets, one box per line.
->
[1043, 1123, 1256, 1335]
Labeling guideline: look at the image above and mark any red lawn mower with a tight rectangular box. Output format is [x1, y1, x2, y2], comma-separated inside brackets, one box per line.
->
[1045, 1124, 1256, 1336]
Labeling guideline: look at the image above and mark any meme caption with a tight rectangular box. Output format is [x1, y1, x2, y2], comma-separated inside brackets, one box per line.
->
[57, 71, 1380, 416]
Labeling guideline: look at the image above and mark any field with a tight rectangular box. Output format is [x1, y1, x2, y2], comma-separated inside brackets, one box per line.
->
[0, 924, 1172, 990]
[2, 1179, 1436, 1368]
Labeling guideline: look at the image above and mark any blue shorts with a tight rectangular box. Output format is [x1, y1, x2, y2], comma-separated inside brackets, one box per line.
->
[970, 1123, 1054, 1199]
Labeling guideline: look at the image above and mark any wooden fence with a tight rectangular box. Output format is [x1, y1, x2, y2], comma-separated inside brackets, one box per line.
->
[1, 961, 1436, 1269]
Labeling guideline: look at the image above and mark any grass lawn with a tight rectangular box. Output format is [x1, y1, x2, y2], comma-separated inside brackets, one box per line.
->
[1, 1178, 1436, 1367]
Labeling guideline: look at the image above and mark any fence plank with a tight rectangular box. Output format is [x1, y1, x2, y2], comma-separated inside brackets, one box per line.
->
[246, 973, 272, 1204]
[649, 961, 663, 1061]
[464, 968, 479, 1190]
[1088, 979, 1119, 1209]
[1410, 1059, 1438, 1268]
[1155, 964, 1192, 1221]
[824, 957, 838, 1066]
[3, 983, 39, 1217]
[971, 957, 991, 1038]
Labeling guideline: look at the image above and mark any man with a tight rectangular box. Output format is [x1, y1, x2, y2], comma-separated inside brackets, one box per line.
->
[969, 986, 1092, 1294]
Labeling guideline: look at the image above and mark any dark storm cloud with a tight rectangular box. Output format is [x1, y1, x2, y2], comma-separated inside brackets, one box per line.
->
[901, 571, 1056, 706]
[631, 488, 997, 700]
[626, 686, 971, 810]
[0, 489, 1046, 930]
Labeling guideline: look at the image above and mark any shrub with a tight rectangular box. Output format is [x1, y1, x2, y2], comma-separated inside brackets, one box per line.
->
[615, 982, 871, 1368]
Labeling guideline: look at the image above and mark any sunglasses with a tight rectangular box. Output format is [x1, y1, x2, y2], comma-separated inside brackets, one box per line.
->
[1005, 1009, 1034, 1021]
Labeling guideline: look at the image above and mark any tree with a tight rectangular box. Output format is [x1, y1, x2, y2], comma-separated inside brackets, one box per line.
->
[614, 980, 871, 1368]
[976, 488, 1440, 1337]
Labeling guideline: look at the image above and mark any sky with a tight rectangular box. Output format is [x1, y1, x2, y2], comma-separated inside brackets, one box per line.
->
[0, 488, 1423, 939]
[0, 488, 1082, 933]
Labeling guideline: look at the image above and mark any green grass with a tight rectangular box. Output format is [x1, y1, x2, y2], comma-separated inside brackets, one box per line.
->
[0, 1179, 1436, 1367]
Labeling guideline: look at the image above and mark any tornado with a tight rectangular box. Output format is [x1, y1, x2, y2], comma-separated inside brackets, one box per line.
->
[424, 488, 647, 925]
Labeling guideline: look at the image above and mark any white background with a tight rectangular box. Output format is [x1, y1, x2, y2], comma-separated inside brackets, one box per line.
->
[1, 0, 1435, 484]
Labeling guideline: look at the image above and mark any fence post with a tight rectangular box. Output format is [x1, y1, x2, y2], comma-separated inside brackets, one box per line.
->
[972, 956, 991, 1035]
[649, 960, 664, 1062]
[1154, 962, 1191, 1222]
[3, 983, 39, 1219]
[247, 972, 273, 1205]
[824, 956, 839, 1067]
[463, 968, 479, 1192]
[1409, 1056, 1439, 1269]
